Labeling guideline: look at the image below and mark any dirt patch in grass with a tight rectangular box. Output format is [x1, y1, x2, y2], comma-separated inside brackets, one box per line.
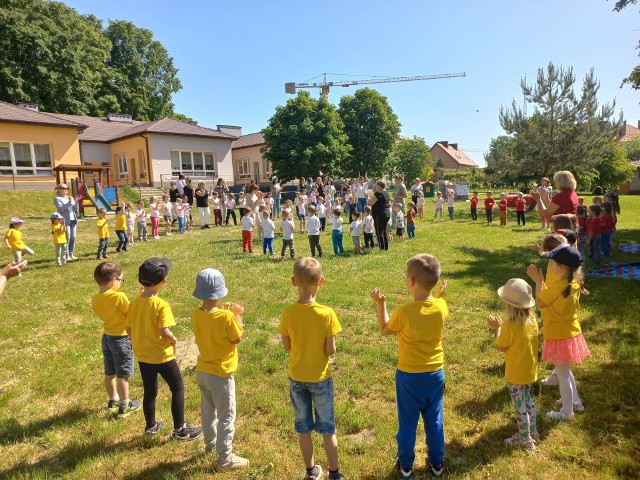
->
[343, 427, 376, 444]
[176, 335, 199, 370]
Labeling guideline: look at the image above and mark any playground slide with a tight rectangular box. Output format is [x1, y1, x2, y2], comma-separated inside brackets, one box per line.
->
[86, 194, 113, 212]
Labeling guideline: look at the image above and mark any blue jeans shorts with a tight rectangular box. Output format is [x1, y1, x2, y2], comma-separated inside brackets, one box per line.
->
[102, 334, 134, 378]
[289, 377, 335, 434]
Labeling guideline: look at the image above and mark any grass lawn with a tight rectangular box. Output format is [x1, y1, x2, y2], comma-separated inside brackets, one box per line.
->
[0, 191, 638, 480]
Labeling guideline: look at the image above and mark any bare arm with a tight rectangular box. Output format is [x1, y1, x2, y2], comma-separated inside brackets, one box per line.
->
[370, 288, 394, 336]
[486, 315, 508, 352]
[526, 264, 548, 308]
[325, 335, 336, 356]
[281, 335, 291, 352]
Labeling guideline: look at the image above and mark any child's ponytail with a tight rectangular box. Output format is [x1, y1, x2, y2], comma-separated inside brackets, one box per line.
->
[563, 265, 583, 298]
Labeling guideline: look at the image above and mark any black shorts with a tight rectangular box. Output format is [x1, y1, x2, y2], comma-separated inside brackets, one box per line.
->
[396, 227, 405, 236]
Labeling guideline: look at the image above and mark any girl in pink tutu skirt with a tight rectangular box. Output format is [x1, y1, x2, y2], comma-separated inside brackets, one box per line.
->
[527, 244, 589, 420]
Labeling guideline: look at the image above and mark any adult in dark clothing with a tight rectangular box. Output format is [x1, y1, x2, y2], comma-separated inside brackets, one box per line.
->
[368, 180, 391, 251]
[195, 182, 210, 229]
[183, 178, 194, 226]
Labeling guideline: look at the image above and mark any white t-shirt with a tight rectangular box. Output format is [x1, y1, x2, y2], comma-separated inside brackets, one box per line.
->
[149, 203, 159, 218]
[394, 211, 405, 228]
[176, 179, 186, 196]
[238, 198, 247, 208]
[435, 197, 444, 208]
[295, 196, 307, 215]
[281, 219, 295, 240]
[241, 215, 254, 231]
[416, 197, 424, 208]
[447, 194, 455, 207]
[307, 216, 321, 235]
[363, 214, 374, 233]
[350, 220, 362, 236]
[212, 198, 221, 210]
[331, 216, 344, 231]
[162, 202, 173, 217]
[175, 204, 186, 218]
[317, 203, 326, 218]
[226, 198, 236, 210]
[355, 183, 367, 199]
[260, 218, 275, 238]
[136, 208, 146, 223]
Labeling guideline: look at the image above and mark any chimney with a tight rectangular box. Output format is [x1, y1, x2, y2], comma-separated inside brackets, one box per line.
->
[107, 113, 133, 123]
[188, 121, 198, 126]
[438, 141, 448, 148]
[450, 143, 458, 150]
[217, 125, 242, 137]
[17, 103, 39, 112]
[637, 120, 640, 129]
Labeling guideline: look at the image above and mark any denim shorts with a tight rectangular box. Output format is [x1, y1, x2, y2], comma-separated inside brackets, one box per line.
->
[102, 334, 134, 378]
[289, 377, 335, 434]
[297, 214, 305, 221]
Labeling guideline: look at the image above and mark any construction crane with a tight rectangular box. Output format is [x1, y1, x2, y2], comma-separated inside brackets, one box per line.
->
[285, 72, 466, 97]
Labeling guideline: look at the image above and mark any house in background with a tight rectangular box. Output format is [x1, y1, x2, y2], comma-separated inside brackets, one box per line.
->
[430, 141, 478, 170]
[0, 101, 240, 189]
[0, 101, 86, 188]
[231, 132, 274, 185]
[619, 121, 640, 194]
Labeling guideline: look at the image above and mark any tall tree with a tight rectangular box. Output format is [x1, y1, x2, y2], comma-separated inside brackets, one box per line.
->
[0, 0, 113, 116]
[612, 0, 640, 90]
[103, 20, 182, 120]
[390, 136, 433, 183]
[262, 91, 351, 183]
[499, 63, 622, 187]
[338, 88, 401, 177]
[595, 143, 635, 189]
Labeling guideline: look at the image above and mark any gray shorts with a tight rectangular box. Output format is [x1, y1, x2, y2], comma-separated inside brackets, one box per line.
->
[352, 236, 360, 246]
[102, 334, 134, 378]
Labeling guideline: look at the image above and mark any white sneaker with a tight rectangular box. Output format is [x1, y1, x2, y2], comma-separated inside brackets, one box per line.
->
[218, 454, 249, 471]
[555, 398, 585, 412]
[546, 410, 575, 421]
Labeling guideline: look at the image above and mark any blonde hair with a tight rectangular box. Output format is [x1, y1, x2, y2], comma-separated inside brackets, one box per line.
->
[406, 254, 441, 289]
[553, 171, 577, 191]
[293, 257, 322, 287]
[551, 213, 577, 232]
[504, 303, 537, 331]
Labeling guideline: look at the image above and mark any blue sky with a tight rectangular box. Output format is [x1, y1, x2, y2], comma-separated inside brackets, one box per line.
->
[62, 0, 639, 166]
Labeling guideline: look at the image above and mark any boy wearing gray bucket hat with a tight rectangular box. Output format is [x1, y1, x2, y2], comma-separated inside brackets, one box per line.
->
[191, 268, 249, 471]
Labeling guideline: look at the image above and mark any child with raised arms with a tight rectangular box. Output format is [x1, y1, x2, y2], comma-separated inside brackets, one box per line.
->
[4, 217, 34, 262]
[127, 257, 202, 439]
[92, 262, 141, 418]
[191, 268, 249, 470]
[486, 278, 539, 450]
[371, 254, 448, 479]
[280, 210, 295, 260]
[278, 257, 343, 480]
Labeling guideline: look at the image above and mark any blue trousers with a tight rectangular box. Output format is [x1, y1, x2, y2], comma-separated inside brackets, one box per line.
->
[601, 231, 612, 258]
[407, 223, 415, 238]
[448, 206, 454, 219]
[115, 230, 128, 252]
[395, 369, 445, 469]
[178, 217, 185, 233]
[590, 235, 602, 264]
[263, 237, 274, 255]
[331, 230, 344, 254]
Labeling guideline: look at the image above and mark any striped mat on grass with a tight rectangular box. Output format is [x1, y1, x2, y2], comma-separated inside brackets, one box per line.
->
[619, 243, 640, 254]
[586, 262, 640, 280]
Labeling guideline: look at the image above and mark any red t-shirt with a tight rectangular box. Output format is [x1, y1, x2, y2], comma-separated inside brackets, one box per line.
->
[586, 217, 602, 236]
[600, 212, 614, 232]
[577, 216, 587, 235]
[470, 197, 479, 209]
[484, 198, 495, 210]
[551, 190, 578, 215]
[498, 199, 508, 212]
[515, 199, 526, 212]
[406, 210, 416, 224]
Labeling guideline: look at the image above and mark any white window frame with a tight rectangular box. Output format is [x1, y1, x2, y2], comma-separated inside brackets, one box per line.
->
[117, 153, 128, 179]
[0, 141, 53, 176]
[263, 159, 271, 178]
[237, 158, 250, 178]
[170, 150, 217, 176]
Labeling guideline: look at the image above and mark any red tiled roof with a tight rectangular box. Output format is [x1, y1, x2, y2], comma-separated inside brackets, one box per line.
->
[232, 132, 265, 149]
[48, 113, 147, 142]
[0, 101, 86, 129]
[431, 142, 478, 167]
[621, 124, 640, 142]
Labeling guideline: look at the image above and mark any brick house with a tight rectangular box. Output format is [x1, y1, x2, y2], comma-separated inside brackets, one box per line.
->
[430, 141, 478, 170]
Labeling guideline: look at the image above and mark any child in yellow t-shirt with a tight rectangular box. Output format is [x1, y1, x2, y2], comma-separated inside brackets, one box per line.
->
[115, 205, 128, 253]
[4, 217, 34, 262]
[91, 262, 140, 418]
[96, 208, 110, 259]
[487, 278, 539, 451]
[126, 257, 202, 440]
[191, 268, 249, 471]
[50, 213, 67, 266]
[371, 254, 448, 479]
[278, 257, 343, 480]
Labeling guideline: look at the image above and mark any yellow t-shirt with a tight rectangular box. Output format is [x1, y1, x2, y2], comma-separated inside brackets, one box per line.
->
[191, 307, 243, 377]
[127, 296, 176, 364]
[496, 319, 539, 385]
[387, 298, 448, 373]
[92, 289, 130, 336]
[537, 279, 581, 340]
[5, 228, 25, 251]
[52, 223, 67, 244]
[96, 218, 109, 239]
[278, 302, 342, 382]
[115, 212, 127, 231]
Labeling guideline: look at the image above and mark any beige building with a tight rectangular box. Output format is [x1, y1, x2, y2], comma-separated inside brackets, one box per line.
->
[231, 132, 274, 185]
[431, 141, 478, 170]
[619, 121, 640, 194]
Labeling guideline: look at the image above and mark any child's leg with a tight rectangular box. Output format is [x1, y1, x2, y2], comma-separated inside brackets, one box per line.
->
[419, 369, 445, 468]
[448, 206, 454, 219]
[298, 433, 315, 469]
[138, 362, 160, 428]
[337, 231, 343, 253]
[116, 377, 130, 403]
[231, 210, 237, 225]
[290, 239, 295, 258]
[281, 240, 287, 258]
[316, 237, 322, 256]
[554, 363, 575, 416]
[13, 250, 22, 263]
[105, 375, 117, 398]
[157, 359, 185, 429]
[395, 370, 420, 469]
[332, 231, 339, 254]
[323, 434, 339, 473]
[418, 207, 423, 220]
[225, 209, 231, 225]
[263, 238, 268, 254]
[309, 236, 316, 256]
[524, 384, 538, 436]
[508, 383, 532, 440]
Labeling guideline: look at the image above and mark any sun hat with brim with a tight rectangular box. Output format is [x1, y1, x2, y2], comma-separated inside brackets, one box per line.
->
[541, 244, 582, 268]
[50, 212, 63, 220]
[192, 268, 228, 300]
[139, 258, 172, 287]
[497, 278, 535, 309]
[10, 217, 24, 224]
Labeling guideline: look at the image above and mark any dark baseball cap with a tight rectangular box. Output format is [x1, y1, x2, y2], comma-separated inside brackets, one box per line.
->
[541, 244, 582, 268]
[138, 257, 172, 286]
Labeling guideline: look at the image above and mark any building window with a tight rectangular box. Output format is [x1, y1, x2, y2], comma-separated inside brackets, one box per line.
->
[117, 153, 128, 179]
[263, 159, 271, 178]
[0, 142, 53, 176]
[237, 158, 250, 177]
[170, 150, 216, 176]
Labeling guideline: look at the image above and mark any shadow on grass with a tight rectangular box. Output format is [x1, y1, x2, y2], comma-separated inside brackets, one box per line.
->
[0, 407, 90, 445]
[454, 385, 509, 422]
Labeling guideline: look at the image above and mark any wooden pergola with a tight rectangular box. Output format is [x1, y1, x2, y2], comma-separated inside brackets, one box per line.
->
[53, 164, 111, 186]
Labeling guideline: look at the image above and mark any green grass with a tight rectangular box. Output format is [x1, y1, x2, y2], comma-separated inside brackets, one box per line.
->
[0, 192, 639, 479]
